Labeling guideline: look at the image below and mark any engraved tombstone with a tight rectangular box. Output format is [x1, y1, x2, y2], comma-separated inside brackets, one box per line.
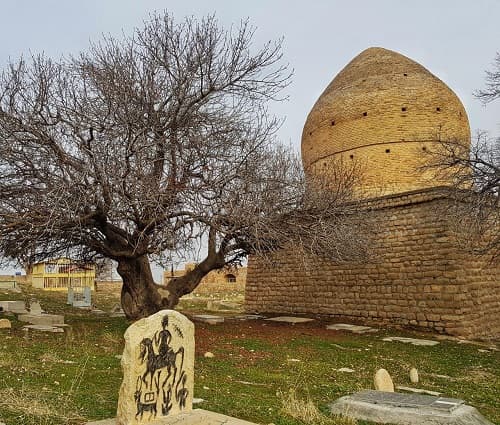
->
[117, 310, 194, 425]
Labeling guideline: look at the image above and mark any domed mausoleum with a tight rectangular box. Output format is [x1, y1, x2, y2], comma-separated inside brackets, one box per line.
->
[245, 48, 499, 339]
[302, 47, 470, 196]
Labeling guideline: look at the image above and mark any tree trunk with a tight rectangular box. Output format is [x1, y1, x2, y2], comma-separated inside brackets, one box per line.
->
[117, 255, 167, 320]
[117, 249, 225, 320]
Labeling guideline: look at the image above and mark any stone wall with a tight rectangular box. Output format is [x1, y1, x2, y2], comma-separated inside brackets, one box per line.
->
[164, 264, 246, 295]
[245, 188, 499, 339]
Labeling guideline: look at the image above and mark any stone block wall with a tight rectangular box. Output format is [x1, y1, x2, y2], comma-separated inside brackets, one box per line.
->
[245, 188, 499, 339]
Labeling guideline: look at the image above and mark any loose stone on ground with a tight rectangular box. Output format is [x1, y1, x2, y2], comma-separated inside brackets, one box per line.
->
[382, 337, 440, 346]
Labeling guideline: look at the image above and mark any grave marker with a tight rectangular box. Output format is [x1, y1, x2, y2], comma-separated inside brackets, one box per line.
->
[117, 310, 194, 425]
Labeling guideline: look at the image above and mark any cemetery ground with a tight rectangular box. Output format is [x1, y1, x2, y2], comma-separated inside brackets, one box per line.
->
[0, 286, 498, 425]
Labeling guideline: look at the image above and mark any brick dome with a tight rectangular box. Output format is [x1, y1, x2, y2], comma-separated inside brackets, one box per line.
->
[301, 47, 471, 196]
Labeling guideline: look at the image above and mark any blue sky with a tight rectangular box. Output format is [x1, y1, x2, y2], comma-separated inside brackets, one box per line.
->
[1, 0, 499, 279]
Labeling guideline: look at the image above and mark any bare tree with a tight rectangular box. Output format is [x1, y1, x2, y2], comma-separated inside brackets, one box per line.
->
[0, 13, 368, 319]
[427, 53, 500, 259]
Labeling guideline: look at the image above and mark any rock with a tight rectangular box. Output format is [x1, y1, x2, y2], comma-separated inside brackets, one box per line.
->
[204, 352, 215, 358]
[0, 319, 11, 329]
[192, 398, 204, 404]
[337, 367, 355, 373]
[117, 310, 194, 424]
[374, 368, 394, 392]
[410, 367, 419, 383]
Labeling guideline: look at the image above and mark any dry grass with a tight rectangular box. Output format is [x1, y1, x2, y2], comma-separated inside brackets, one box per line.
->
[279, 388, 357, 425]
[0, 387, 85, 425]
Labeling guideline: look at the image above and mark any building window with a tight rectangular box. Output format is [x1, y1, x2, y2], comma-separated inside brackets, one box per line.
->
[225, 274, 237, 283]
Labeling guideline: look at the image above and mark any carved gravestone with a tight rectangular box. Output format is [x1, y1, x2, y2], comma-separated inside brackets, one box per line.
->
[117, 310, 194, 425]
[374, 368, 394, 392]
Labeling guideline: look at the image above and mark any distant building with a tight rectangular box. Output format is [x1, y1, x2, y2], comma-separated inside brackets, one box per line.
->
[30, 258, 95, 290]
[163, 263, 246, 294]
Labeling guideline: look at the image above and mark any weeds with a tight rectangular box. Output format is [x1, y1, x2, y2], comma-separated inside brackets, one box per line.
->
[279, 388, 357, 425]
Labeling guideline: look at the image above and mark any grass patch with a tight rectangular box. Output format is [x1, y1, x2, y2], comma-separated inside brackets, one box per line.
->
[0, 284, 498, 424]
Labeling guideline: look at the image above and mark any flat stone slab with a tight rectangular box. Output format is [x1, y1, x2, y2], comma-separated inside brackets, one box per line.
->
[382, 337, 439, 346]
[265, 316, 314, 324]
[87, 409, 258, 424]
[191, 314, 225, 324]
[227, 314, 265, 321]
[0, 300, 27, 313]
[22, 324, 65, 333]
[18, 313, 64, 325]
[327, 323, 378, 333]
[329, 390, 493, 425]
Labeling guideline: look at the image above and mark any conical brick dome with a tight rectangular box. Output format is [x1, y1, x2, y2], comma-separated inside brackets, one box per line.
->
[302, 47, 470, 196]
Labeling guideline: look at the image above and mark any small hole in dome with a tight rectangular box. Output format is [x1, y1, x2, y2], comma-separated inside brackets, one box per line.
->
[422, 146, 427, 151]
[309, 132, 312, 136]
[362, 112, 367, 117]
[385, 149, 391, 153]
[349, 154, 354, 159]
[401, 107, 407, 112]
[403, 73, 408, 76]
[436, 107, 441, 112]
[331, 120, 335, 126]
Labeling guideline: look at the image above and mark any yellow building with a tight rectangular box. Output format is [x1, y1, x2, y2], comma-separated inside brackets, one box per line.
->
[31, 258, 95, 290]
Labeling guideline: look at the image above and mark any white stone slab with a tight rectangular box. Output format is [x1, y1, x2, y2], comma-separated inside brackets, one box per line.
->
[22, 324, 65, 333]
[0, 300, 27, 313]
[191, 314, 225, 324]
[18, 313, 64, 325]
[327, 323, 377, 333]
[88, 409, 259, 424]
[117, 310, 195, 425]
[382, 337, 439, 346]
[265, 316, 314, 324]
[329, 390, 493, 425]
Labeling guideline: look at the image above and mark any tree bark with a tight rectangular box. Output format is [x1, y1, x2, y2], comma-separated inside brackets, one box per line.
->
[116, 246, 226, 320]
[117, 255, 168, 320]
